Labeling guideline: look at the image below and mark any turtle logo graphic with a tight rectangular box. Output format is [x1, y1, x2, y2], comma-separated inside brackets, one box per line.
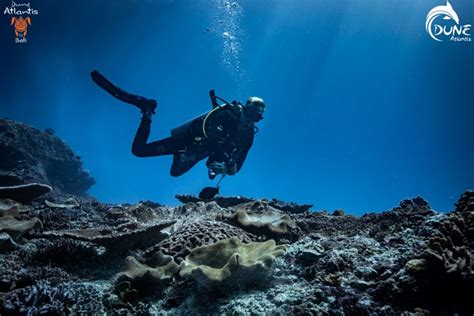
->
[11, 16, 31, 39]
[425, 1, 471, 42]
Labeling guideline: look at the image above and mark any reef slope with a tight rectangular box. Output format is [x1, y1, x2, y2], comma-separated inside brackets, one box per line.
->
[0, 119, 472, 315]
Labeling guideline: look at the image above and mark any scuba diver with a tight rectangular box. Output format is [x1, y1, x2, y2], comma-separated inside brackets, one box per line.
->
[90, 70, 265, 182]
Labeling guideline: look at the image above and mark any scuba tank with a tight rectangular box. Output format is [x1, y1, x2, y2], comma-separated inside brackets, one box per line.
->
[170, 90, 242, 142]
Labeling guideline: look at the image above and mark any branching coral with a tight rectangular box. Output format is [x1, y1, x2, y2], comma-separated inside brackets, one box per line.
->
[1, 281, 105, 315]
[27, 238, 105, 268]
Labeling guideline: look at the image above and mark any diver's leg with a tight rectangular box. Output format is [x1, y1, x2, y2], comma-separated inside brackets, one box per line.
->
[91, 70, 157, 114]
[131, 117, 183, 157]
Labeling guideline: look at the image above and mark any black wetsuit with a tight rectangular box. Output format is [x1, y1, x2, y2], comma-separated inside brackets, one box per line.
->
[91, 70, 254, 177]
[132, 104, 255, 177]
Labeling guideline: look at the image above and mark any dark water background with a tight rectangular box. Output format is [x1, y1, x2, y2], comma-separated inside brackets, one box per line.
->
[0, 0, 472, 214]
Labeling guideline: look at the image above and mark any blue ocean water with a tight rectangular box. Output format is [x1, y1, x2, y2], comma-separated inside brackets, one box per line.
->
[0, 0, 472, 214]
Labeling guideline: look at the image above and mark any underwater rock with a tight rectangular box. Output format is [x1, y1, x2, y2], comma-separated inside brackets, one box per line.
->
[360, 197, 435, 241]
[332, 209, 345, 216]
[455, 190, 474, 239]
[143, 221, 255, 263]
[0, 118, 95, 196]
[415, 191, 474, 313]
[0, 216, 42, 240]
[422, 193, 473, 280]
[115, 253, 179, 301]
[222, 201, 296, 239]
[39, 220, 175, 252]
[0, 183, 52, 203]
[179, 237, 286, 290]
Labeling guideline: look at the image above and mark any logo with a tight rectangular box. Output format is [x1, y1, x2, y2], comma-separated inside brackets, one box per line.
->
[11, 16, 31, 42]
[425, 1, 471, 42]
[3, 1, 39, 44]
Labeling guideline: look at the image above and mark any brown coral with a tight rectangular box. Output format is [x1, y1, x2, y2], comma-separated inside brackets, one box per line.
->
[115, 253, 179, 301]
[179, 237, 286, 290]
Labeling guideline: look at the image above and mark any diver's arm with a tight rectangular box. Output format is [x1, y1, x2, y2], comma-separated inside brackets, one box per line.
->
[230, 133, 254, 174]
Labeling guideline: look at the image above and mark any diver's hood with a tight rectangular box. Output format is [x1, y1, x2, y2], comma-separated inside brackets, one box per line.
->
[245, 96, 265, 122]
[246, 96, 265, 108]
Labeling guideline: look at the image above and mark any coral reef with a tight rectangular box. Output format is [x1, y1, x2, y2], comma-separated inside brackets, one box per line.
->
[176, 194, 312, 213]
[222, 200, 297, 240]
[1, 281, 106, 315]
[179, 237, 286, 290]
[0, 183, 52, 203]
[0, 118, 95, 196]
[39, 220, 174, 252]
[44, 196, 80, 209]
[0, 214, 42, 240]
[0, 119, 472, 315]
[115, 253, 179, 301]
[143, 221, 255, 263]
[0, 199, 26, 217]
[27, 238, 106, 269]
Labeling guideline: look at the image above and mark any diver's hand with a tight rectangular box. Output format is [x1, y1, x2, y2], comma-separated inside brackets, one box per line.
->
[208, 162, 226, 179]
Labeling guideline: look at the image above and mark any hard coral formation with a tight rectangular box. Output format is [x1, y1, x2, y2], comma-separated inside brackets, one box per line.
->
[40, 220, 174, 251]
[44, 196, 80, 209]
[115, 253, 179, 301]
[179, 237, 286, 289]
[144, 221, 255, 263]
[0, 183, 52, 203]
[0, 216, 42, 240]
[223, 200, 296, 239]
[0, 199, 25, 217]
